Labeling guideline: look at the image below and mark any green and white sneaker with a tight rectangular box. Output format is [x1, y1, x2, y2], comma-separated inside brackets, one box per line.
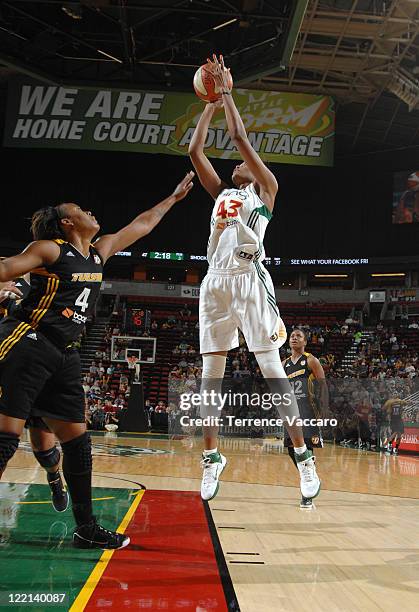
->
[296, 450, 321, 500]
[200, 452, 227, 501]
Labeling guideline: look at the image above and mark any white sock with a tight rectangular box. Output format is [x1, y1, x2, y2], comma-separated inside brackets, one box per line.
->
[203, 448, 218, 456]
[294, 445, 308, 455]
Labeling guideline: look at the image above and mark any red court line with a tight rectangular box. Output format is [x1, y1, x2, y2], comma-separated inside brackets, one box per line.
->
[85, 490, 238, 611]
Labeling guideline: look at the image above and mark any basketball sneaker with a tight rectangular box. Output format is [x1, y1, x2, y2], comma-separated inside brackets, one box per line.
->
[200, 451, 227, 501]
[47, 471, 69, 513]
[299, 496, 314, 509]
[73, 518, 130, 550]
[296, 450, 321, 499]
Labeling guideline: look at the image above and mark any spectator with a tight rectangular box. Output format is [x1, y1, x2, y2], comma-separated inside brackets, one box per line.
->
[89, 361, 98, 376]
[155, 400, 167, 413]
[179, 304, 191, 318]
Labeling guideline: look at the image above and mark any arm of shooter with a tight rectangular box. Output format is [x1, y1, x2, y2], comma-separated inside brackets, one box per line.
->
[188, 100, 227, 199]
[93, 171, 194, 264]
[0, 241, 60, 283]
[207, 55, 278, 211]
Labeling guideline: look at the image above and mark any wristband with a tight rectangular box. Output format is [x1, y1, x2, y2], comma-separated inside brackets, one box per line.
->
[221, 91, 231, 95]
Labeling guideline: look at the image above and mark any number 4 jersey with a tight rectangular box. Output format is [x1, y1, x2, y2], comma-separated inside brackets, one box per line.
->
[207, 183, 273, 270]
[12, 239, 103, 349]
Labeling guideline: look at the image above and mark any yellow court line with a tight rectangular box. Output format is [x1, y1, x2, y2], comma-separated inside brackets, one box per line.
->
[16, 496, 116, 505]
[69, 489, 145, 612]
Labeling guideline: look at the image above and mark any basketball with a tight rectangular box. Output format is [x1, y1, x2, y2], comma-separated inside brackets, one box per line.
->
[193, 63, 233, 102]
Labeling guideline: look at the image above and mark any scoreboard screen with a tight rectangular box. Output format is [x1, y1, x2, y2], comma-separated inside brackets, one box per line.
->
[148, 252, 185, 261]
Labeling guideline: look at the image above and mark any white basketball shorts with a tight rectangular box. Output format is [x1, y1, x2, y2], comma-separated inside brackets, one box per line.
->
[199, 264, 287, 354]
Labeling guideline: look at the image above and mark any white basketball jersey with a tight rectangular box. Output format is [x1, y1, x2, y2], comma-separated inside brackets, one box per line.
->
[207, 183, 273, 270]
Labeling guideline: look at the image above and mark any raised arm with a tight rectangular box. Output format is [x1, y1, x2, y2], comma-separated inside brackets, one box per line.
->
[188, 100, 227, 199]
[0, 241, 60, 283]
[208, 54, 278, 210]
[93, 171, 194, 264]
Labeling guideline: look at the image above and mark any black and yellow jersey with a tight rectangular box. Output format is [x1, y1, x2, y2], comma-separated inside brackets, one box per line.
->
[8, 240, 103, 349]
[284, 351, 318, 419]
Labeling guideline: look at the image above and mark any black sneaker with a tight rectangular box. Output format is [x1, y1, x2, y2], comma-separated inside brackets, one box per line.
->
[73, 518, 130, 550]
[299, 496, 313, 509]
[47, 471, 69, 513]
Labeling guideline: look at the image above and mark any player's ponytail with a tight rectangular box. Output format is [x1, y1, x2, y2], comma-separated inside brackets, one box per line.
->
[31, 206, 65, 241]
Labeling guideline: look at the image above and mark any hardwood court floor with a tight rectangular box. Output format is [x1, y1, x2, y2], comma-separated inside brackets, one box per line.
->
[3, 434, 419, 612]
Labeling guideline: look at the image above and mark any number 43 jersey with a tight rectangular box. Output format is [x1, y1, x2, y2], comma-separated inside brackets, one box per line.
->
[14, 239, 103, 349]
[207, 183, 273, 270]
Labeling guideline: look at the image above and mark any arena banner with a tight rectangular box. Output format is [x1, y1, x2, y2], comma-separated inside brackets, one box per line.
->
[3, 78, 334, 166]
[400, 426, 419, 454]
[180, 285, 200, 299]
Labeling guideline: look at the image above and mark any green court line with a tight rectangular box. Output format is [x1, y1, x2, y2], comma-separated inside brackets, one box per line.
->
[0, 483, 135, 612]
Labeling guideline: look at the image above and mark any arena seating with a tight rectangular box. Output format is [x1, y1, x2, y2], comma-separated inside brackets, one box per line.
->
[81, 296, 360, 405]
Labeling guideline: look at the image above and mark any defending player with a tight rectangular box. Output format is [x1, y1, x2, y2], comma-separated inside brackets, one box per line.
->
[188, 54, 320, 502]
[0, 276, 68, 512]
[0, 171, 194, 548]
[283, 329, 328, 509]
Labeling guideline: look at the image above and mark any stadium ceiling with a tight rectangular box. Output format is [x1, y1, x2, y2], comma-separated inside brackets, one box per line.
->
[0, 0, 418, 156]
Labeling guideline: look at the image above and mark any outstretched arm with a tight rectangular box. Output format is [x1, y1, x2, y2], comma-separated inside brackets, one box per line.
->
[0, 241, 60, 283]
[208, 54, 278, 210]
[188, 100, 227, 199]
[93, 171, 194, 264]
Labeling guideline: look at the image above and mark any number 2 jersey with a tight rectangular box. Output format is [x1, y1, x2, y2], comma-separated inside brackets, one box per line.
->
[207, 183, 273, 270]
[9, 239, 103, 350]
[284, 352, 323, 446]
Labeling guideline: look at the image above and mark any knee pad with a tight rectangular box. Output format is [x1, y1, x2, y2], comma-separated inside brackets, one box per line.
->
[33, 446, 60, 470]
[61, 432, 92, 475]
[202, 354, 226, 378]
[254, 349, 286, 378]
[0, 432, 19, 472]
[200, 355, 227, 419]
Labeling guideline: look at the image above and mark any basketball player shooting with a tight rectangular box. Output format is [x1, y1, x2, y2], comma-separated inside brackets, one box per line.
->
[188, 54, 321, 502]
[0, 171, 194, 549]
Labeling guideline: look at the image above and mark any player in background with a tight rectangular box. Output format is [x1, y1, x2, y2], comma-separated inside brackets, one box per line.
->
[0, 171, 194, 549]
[0, 274, 69, 512]
[283, 329, 328, 508]
[188, 54, 321, 503]
[393, 171, 419, 223]
[383, 397, 408, 454]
